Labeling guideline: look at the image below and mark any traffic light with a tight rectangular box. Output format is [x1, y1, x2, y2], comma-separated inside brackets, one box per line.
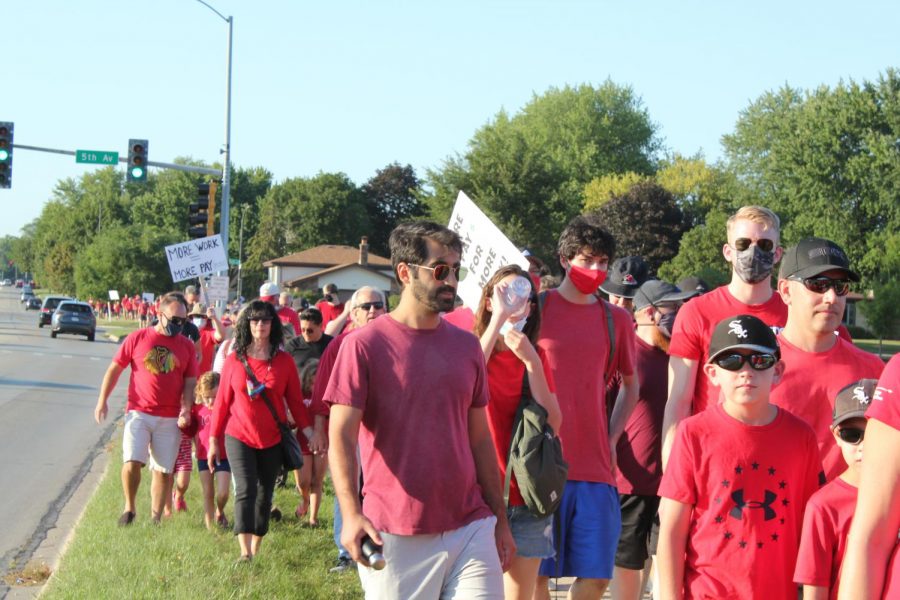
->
[0, 122, 13, 189]
[127, 138, 148, 183]
[189, 181, 217, 238]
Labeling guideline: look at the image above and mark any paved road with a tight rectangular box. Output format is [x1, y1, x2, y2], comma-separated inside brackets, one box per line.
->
[0, 287, 124, 593]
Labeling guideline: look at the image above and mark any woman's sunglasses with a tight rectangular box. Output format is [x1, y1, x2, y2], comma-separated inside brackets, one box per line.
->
[788, 276, 851, 297]
[713, 352, 778, 371]
[408, 263, 468, 282]
[837, 427, 865, 445]
[733, 238, 775, 252]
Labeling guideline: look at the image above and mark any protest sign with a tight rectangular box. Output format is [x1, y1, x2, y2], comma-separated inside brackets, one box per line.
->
[141, 292, 155, 303]
[448, 191, 530, 309]
[108, 290, 120, 301]
[202, 275, 229, 304]
[165, 235, 228, 283]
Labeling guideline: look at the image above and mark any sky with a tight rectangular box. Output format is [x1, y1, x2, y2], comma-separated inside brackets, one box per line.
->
[4, 0, 897, 238]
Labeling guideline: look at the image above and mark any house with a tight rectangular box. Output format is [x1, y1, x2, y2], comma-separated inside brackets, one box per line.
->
[263, 237, 396, 303]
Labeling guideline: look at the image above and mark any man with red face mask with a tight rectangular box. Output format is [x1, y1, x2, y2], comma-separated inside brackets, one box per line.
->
[534, 214, 640, 600]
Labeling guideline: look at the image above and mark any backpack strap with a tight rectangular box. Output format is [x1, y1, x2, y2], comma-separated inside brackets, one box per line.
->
[537, 290, 616, 382]
[503, 372, 532, 508]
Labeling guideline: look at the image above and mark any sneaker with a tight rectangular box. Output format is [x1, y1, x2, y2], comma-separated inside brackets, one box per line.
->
[329, 556, 353, 573]
[117, 511, 136, 526]
[270, 507, 282, 522]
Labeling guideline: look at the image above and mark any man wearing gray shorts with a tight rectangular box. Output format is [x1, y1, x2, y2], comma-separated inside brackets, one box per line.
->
[94, 294, 199, 525]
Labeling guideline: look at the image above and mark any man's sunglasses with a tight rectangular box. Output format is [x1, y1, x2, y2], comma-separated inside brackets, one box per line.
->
[408, 263, 468, 282]
[166, 316, 187, 326]
[788, 276, 851, 297]
[837, 427, 865, 445]
[356, 302, 385, 311]
[713, 352, 778, 371]
[733, 238, 775, 252]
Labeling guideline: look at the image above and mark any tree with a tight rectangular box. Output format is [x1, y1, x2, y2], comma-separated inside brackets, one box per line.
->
[859, 281, 900, 343]
[426, 81, 661, 261]
[657, 209, 732, 288]
[589, 181, 689, 275]
[361, 163, 427, 256]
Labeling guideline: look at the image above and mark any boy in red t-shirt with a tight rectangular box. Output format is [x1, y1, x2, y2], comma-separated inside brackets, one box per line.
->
[794, 379, 876, 600]
[658, 315, 822, 600]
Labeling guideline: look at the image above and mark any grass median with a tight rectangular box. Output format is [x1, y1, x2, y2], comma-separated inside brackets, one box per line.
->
[43, 433, 363, 599]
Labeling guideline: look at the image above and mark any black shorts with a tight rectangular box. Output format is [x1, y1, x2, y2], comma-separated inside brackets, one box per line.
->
[615, 493, 660, 570]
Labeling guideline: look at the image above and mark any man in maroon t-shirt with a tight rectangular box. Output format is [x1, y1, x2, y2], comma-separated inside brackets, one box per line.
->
[94, 294, 198, 526]
[326, 221, 514, 598]
[611, 279, 698, 600]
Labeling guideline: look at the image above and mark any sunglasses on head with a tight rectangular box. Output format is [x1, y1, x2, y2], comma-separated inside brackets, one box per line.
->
[788, 276, 851, 296]
[409, 263, 468, 282]
[713, 351, 778, 371]
[837, 427, 864, 445]
[733, 238, 775, 252]
[356, 301, 384, 311]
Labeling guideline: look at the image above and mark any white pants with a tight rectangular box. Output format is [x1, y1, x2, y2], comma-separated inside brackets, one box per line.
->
[358, 516, 503, 600]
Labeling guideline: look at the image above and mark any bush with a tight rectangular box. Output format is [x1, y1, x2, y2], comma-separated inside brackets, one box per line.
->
[846, 324, 875, 340]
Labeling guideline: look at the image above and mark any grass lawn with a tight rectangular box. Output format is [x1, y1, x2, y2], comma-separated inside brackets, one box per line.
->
[43, 434, 363, 599]
[854, 338, 899, 360]
[97, 318, 142, 339]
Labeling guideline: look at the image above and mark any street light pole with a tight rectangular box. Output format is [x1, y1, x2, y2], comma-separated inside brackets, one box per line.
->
[237, 205, 248, 301]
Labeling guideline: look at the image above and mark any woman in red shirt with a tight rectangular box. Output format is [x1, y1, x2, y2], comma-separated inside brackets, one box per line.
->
[474, 265, 561, 600]
[208, 300, 312, 563]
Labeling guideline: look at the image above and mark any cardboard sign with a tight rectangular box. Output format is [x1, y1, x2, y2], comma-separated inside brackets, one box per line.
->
[203, 275, 229, 303]
[142, 292, 155, 303]
[448, 191, 530, 309]
[165, 235, 228, 283]
[108, 290, 120, 301]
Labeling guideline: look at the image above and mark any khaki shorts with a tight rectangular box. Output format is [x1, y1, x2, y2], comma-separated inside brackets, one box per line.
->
[122, 410, 181, 473]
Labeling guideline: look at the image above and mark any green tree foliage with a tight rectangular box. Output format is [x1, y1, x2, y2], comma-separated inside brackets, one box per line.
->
[859, 280, 900, 341]
[723, 70, 900, 287]
[583, 172, 648, 210]
[361, 163, 427, 256]
[426, 81, 661, 261]
[589, 181, 689, 275]
[657, 208, 731, 288]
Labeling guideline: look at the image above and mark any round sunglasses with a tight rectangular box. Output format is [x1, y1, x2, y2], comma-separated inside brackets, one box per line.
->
[408, 263, 468, 282]
[837, 427, 865, 445]
[713, 352, 778, 371]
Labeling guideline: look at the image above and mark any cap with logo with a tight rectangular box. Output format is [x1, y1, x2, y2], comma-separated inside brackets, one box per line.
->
[259, 281, 280, 301]
[707, 314, 780, 363]
[633, 279, 700, 311]
[778, 237, 860, 282]
[600, 256, 650, 299]
[832, 378, 878, 428]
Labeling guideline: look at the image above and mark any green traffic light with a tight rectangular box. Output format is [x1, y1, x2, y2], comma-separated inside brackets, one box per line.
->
[0, 149, 8, 162]
[131, 166, 144, 179]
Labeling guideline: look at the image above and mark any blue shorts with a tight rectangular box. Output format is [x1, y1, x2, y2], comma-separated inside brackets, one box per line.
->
[197, 458, 231, 473]
[507, 505, 555, 559]
[539, 481, 621, 580]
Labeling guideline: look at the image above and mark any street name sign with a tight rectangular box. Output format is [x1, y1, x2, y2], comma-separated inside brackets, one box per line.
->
[76, 150, 119, 165]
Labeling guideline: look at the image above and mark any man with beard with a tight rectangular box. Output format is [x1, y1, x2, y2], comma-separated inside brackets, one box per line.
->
[326, 221, 514, 598]
[662, 206, 787, 466]
[610, 280, 698, 600]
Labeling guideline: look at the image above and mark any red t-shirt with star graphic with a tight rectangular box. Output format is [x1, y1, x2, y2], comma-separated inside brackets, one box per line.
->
[659, 403, 822, 600]
[113, 327, 199, 418]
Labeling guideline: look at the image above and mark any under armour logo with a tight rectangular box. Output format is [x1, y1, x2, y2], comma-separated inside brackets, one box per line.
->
[729, 489, 777, 521]
[728, 320, 748, 339]
[853, 386, 871, 405]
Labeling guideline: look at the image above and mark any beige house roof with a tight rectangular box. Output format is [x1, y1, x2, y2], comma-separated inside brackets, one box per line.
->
[283, 263, 395, 287]
[263, 244, 391, 268]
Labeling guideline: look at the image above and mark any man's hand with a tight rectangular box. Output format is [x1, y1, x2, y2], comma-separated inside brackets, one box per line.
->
[177, 408, 191, 429]
[340, 512, 383, 566]
[94, 400, 108, 424]
[309, 428, 328, 455]
[495, 518, 517, 572]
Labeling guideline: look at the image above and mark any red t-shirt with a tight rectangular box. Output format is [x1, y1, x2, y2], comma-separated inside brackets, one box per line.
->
[324, 316, 493, 535]
[315, 300, 345, 329]
[537, 291, 636, 484]
[793, 477, 858, 598]
[276, 305, 301, 338]
[442, 306, 476, 333]
[211, 351, 309, 449]
[616, 336, 669, 495]
[659, 403, 822, 600]
[485, 347, 557, 507]
[771, 335, 884, 481]
[669, 286, 788, 414]
[192, 403, 226, 461]
[197, 327, 219, 374]
[113, 328, 199, 418]
[866, 354, 900, 599]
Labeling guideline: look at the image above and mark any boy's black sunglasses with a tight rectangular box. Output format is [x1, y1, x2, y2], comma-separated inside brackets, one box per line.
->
[713, 352, 778, 371]
[837, 427, 864, 445]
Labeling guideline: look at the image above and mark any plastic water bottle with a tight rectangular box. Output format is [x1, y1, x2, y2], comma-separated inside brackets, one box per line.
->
[361, 535, 386, 570]
[504, 276, 531, 313]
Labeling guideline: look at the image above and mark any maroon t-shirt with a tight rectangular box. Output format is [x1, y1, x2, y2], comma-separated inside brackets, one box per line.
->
[324, 316, 493, 535]
[615, 336, 669, 495]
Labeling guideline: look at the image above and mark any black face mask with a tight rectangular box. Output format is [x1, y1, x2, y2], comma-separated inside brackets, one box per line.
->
[656, 311, 677, 339]
[734, 246, 775, 284]
[163, 317, 183, 337]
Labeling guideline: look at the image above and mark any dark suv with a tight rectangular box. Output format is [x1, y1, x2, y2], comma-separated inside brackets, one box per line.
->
[51, 301, 97, 341]
[39, 296, 72, 327]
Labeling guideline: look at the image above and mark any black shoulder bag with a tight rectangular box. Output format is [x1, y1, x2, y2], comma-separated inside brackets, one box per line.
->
[239, 355, 304, 471]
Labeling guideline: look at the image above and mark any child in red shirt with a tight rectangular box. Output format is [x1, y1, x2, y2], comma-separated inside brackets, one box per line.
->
[193, 371, 232, 529]
[658, 315, 822, 600]
[292, 359, 326, 526]
[794, 379, 876, 599]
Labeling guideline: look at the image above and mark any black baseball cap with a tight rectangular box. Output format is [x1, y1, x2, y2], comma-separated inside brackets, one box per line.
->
[633, 280, 699, 311]
[707, 315, 780, 363]
[778, 237, 860, 282]
[832, 378, 877, 427]
[677, 276, 710, 295]
[600, 256, 649, 299]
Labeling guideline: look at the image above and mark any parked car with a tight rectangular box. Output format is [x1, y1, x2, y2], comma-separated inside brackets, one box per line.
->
[20, 286, 35, 303]
[26, 297, 42, 310]
[39, 295, 72, 327]
[0, 279, 11, 286]
[51, 301, 96, 341]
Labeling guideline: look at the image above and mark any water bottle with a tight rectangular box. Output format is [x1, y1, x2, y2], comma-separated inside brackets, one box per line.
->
[361, 535, 386, 570]
[504, 276, 531, 313]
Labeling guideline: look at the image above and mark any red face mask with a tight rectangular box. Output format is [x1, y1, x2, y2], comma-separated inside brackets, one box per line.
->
[567, 263, 607, 295]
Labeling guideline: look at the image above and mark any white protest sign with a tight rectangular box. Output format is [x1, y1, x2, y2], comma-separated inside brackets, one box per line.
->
[448, 191, 530, 310]
[108, 290, 120, 301]
[165, 235, 228, 283]
[203, 275, 229, 303]
[141, 292, 155, 303]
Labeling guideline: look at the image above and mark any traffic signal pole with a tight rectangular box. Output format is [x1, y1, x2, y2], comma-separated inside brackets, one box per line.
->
[9, 143, 220, 176]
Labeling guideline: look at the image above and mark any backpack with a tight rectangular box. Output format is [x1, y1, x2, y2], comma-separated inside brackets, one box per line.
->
[504, 374, 569, 518]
